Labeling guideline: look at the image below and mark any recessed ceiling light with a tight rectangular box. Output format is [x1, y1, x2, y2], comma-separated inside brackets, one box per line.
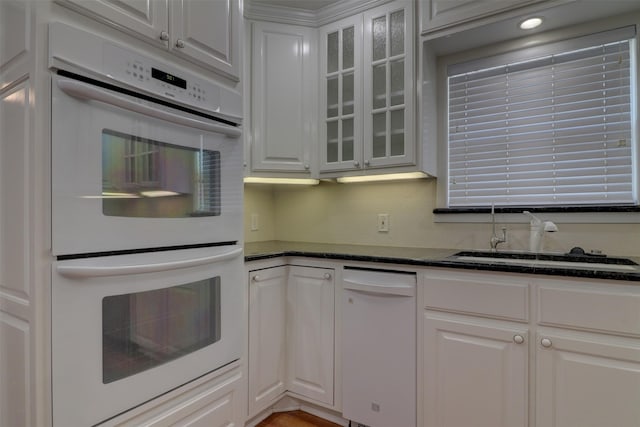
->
[519, 17, 543, 30]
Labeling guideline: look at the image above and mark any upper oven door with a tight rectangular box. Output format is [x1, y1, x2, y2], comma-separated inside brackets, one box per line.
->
[51, 74, 243, 256]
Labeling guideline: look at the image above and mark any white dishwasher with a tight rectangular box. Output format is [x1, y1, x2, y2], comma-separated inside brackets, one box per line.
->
[341, 267, 416, 427]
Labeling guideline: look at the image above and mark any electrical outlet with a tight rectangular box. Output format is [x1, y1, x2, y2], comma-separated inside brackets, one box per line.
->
[377, 213, 389, 232]
[250, 213, 259, 231]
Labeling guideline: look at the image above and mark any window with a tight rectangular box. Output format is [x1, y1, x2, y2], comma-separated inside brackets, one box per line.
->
[446, 27, 637, 208]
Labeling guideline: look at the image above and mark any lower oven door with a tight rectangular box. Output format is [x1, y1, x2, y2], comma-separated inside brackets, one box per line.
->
[52, 245, 244, 427]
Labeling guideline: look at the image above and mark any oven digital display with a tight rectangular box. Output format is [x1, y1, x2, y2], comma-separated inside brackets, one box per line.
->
[151, 67, 187, 89]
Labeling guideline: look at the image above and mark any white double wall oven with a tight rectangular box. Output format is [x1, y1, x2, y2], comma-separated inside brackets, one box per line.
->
[49, 23, 244, 426]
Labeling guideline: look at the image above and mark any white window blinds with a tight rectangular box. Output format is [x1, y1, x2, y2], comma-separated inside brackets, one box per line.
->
[447, 26, 637, 207]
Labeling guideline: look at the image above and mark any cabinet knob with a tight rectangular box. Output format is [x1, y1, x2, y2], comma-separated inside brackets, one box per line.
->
[354, 161, 360, 167]
[541, 338, 553, 348]
[175, 39, 185, 49]
[364, 160, 370, 166]
[160, 31, 169, 41]
[324, 273, 332, 280]
[304, 164, 310, 170]
[513, 334, 525, 344]
[252, 275, 261, 282]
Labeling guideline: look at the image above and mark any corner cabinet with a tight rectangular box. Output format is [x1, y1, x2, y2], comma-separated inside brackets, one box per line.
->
[247, 263, 335, 419]
[319, 0, 415, 174]
[248, 21, 317, 176]
[54, 0, 241, 80]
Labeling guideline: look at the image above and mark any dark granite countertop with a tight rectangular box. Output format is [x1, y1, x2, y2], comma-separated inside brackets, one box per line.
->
[244, 241, 640, 282]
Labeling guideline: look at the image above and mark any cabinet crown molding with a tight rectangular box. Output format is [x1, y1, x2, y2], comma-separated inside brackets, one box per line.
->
[245, 0, 395, 27]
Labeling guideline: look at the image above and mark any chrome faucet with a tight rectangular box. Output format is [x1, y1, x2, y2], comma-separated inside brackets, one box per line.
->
[489, 204, 507, 251]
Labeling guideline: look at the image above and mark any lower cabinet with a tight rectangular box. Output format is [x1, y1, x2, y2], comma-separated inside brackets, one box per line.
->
[421, 269, 640, 427]
[247, 264, 335, 418]
[422, 312, 528, 427]
[536, 329, 640, 427]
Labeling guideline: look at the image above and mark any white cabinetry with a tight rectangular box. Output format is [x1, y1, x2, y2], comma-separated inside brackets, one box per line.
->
[55, 0, 241, 80]
[248, 21, 317, 176]
[421, 270, 529, 427]
[420, 0, 539, 35]
[247, 266, 287, 416]
[286, 266, 335, 405]
[319, 0, 414, 174]
[247, 263, 335, 418]
[534, 278, 640, 427]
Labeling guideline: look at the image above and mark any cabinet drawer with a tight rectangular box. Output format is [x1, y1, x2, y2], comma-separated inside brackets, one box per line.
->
[423, 270, 528, 321]
[538, 281, 640, 336]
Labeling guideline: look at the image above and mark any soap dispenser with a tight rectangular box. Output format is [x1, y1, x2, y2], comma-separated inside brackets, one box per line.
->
[523, 211, 558, 253]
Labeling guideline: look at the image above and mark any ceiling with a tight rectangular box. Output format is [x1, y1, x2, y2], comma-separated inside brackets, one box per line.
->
[249, 0, 341, 11]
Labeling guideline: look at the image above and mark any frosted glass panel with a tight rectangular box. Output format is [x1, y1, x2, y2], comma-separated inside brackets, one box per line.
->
[343, 26, 354, 70]
[342, 118, 354, 161]
[373, 64, 386, 109]
[327, 121, 338, 163]
[327, 76, 339, 118]
[391, 109, 404, 156]
[343, 73, 354, 115]
[390, 60, 404, 106]
[372, 16, 386, 61]
[372, 112, 386, 158]
[390, 10, 404, 57]
[327, 31, 339, 73]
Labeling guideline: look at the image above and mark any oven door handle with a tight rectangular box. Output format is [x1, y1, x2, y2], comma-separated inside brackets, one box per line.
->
[56, 78, 242, 138]
[56, 247, 243, 278]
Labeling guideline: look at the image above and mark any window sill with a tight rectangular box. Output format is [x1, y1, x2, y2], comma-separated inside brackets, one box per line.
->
[433, 206, 640, 224]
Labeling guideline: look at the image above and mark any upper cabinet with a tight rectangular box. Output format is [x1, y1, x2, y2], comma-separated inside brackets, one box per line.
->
[319, 0, 415, 174]
[55, 0, 241, 81]
[249, 21, 317, 175]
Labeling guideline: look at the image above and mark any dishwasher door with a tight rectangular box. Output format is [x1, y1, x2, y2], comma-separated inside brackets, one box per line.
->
[341, 267, 416, 427]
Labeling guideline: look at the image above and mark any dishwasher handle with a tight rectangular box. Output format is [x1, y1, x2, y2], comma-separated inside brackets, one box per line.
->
[343, 279, 415, 297]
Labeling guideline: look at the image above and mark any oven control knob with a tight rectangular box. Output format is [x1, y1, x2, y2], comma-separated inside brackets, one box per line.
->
[176, 39, 185, 49]
[160, 31, 169, 41]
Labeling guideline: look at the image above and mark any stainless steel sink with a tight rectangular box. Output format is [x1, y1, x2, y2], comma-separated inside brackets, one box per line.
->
[448, 251, 639, 273]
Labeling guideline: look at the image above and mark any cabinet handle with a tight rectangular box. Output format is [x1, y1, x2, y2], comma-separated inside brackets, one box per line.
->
[176, 39, 185, 48]
[252, 275, 261, 282]
[324, 272, 332, 280]
[354, 161, 360, 167]
[513, 334, 525, 344]
[160, 31, 169, 41]
[364, 160, 370, 166]
[541, 338, 553, 348]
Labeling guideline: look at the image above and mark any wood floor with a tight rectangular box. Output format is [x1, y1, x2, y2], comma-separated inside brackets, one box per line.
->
[256, 410, 342, 427]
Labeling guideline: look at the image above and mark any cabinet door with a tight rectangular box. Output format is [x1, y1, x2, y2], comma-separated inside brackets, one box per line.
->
[363, 0, 415, 169]
[423, 312, 528, 427]
[170, 0, 241, 80]
[420, 0, 537, 34]
[319, 15, 363, 173]
[250, 21, 317, 174]
[287, 266, 335, 405]
[248, 266, 287, 417]
[536, 330, 640, 427]
[55, 0, 168, 46]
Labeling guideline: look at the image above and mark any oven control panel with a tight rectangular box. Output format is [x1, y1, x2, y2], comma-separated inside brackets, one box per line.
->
[48, 22, 242, 123]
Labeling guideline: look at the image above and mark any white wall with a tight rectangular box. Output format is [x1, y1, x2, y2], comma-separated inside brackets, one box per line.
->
[244, 180, 640, 257]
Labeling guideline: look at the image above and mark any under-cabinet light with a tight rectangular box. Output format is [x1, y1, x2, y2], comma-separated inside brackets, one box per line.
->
[244, 177, 320, 185]
[337, 172, 429, 183]
[140, 190, 180, 198]
[519, 17, 543, 30]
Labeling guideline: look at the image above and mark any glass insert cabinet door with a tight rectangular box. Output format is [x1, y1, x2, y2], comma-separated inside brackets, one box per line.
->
[363, 1, 414, 168]
[319, 14, 363, 173]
